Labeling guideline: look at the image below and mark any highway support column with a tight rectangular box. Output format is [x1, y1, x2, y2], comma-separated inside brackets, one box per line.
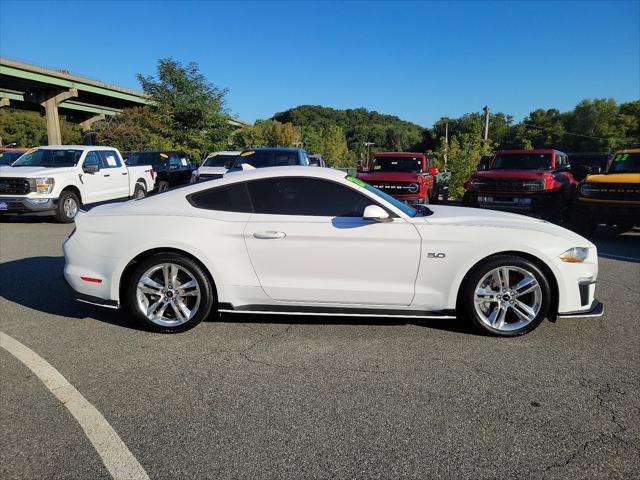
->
[28, 89, 78, 145]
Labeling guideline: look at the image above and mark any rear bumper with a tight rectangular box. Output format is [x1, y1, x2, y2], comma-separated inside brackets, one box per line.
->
[0, 196, 57, 214]
[573, 200, 640, 226]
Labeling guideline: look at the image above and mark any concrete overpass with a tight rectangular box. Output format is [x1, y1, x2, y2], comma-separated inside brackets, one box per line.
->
[0, 57, 249, 145]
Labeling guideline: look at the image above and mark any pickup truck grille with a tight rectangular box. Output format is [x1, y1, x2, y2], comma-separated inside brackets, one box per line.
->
[583, 183, 640, 202]
[368, 181, 419, 194]
[0, 177, 32, 195]
[473, 178, 544, 192]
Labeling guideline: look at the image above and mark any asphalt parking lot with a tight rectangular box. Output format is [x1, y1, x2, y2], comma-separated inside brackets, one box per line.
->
[1, 217, 639, 479]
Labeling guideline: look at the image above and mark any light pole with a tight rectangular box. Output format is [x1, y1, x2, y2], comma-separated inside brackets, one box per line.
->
[364, 142, 375, 169]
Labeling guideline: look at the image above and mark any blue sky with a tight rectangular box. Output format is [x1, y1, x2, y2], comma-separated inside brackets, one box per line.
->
[1, 0, 638, 127]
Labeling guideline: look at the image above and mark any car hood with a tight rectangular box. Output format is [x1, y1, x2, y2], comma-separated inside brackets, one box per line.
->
[421, 205, 592, 246]
[0, 165, 75, 177]
[473, 169, 552, 179]
[358, 171, 423, 182]
[197, 166, 227, 175]
[585, 173, 640, 184]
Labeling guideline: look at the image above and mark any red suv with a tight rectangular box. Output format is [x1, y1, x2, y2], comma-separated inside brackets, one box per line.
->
[357, 152, 439, 204]
[462, 149, 577, 222]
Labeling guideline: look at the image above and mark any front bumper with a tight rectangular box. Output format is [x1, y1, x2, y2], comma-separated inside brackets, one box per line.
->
[573, 200, 640, 226]
[462, 191, 558, 215]
[0, 196, 57, 214]
[557, 299, 604, 319]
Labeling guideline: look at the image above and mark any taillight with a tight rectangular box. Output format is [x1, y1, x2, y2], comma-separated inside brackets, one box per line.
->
[150, 167, 155, 180]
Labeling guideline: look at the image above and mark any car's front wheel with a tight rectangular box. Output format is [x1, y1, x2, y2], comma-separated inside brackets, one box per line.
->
[55, 190, 80, 223]
[460, 255, 551, 336]
[125, 253, 215, 333]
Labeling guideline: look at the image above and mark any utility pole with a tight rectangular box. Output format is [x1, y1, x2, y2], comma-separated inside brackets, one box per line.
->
[364, 142, 375, 169]
[444, 122, 449, 168]
[482, 105, 490, 140]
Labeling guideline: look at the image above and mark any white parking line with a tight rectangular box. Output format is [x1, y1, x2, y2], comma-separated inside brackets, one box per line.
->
[0, 332, 150, 480]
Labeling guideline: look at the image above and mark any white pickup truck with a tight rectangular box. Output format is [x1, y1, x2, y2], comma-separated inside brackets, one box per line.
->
[0, 145, 155, 222]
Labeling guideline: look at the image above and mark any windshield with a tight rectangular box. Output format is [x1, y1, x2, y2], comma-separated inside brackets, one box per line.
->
[372, 156, 423, 173]
[204, 154, 237, 167]
[0, 151, 26, 165]
[345, 175, 419, 217]
[126, 152, 166, 166]
[12, 149, 82, 167]
[608, 152, 640, 173]
[492, 153, 552, 170]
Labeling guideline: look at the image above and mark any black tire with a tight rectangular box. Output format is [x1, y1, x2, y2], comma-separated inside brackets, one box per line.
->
[54, 190, 80, 223]
[133, 182, 146, 199]
[542, 193, 564, 224]
[459, 254, 552, 337]
[158, 181, 170, 193]
[430, 186, 439, 204]
[124, 253, 215, 333]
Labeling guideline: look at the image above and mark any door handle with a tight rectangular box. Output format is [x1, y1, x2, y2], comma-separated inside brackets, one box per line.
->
[253, 231, 286, 240]
[122, 172, 128, 176]
[103, 174, 110, 177]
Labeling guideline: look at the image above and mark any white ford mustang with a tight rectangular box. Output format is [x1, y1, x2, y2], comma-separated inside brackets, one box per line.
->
[63, 166, 603, 336]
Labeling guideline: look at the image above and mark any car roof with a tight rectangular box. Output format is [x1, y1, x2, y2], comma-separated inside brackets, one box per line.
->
[37, 145, 118, 151]
[495, 149, 566, 155]
[207, 151, 241, 156]
[240, 147, 305, 153]
[373, 152, 425, 157]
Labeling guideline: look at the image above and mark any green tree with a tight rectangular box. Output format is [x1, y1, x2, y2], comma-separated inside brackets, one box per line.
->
[232, 120, 299, 149]
[94, 106, 172, 152]
[137, 58, 232, 158]
[444, 133, 492, 199]
[0, 108, 81, 146]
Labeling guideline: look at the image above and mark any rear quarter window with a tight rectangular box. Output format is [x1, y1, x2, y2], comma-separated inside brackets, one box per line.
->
[187, 183, 252, 212]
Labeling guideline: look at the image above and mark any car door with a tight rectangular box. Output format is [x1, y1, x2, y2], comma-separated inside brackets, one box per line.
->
[243, 177, 421, 305]
[99, 150, 130, 199]
[80, 151, 112, 203]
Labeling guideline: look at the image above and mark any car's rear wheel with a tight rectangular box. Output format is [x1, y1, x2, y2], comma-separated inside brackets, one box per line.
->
[55, 190, 80, 223]
[133, 182, 146, 199]
[125, 253, 214, 333]
[460, 255, 551, 336]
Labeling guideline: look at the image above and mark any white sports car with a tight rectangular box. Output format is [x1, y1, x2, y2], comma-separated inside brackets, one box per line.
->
[63, 166, 603, 336]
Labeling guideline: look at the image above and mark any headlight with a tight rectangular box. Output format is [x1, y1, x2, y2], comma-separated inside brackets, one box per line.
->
[35, 177, 55, 194]
[407, 183, 419, 193]
[470, 178, 483, 189]
[580, 183, 597, 196]
[523, 179, 545, 191]
[559, 247, 589, 263]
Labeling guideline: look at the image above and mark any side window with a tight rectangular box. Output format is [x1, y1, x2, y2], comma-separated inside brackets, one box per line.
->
[238, 151, 272, 168]
[169, 153, 181, 167]
[83, 151, 104, 168]
[99, 150, 122, 168]
[187, 183, 252, 212]
[247, 177, 374, 217]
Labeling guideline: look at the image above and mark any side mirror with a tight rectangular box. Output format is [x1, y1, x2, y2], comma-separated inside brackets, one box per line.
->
[477, 163, 486, 171]
[428, 167, 439, 176]
[363, 205, 391, 223]
[591, 165, 602, 174]
[356, 164, 364, 173]
[83, 164, 99, 173]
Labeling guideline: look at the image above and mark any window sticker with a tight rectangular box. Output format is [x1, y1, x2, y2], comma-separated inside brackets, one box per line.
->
[614, 153, 629, 162]
[105, 155, 117, 167]
[0, 153, 3, 158]
[241, 151, 255, 157]
[181, 158, 188, 166]
[373, 165, 382, 170]
[207, 153, 218, 158]
[160, 153, 169, 158]
[346, 176, 367, 188]
[26, 148, 38, 155]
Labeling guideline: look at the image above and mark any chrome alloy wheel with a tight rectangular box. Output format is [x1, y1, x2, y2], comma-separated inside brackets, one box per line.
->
[63, 196, 78, 218]
[136, 263, 201, 327]
[474, 266, 542, 332]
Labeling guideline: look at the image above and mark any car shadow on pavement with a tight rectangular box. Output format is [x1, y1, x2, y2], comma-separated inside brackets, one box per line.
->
[1, 256, 475, 335]
[221, 312, 476, 335]
[591, 227, 640, 263]
[0, 255, 146, 331]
